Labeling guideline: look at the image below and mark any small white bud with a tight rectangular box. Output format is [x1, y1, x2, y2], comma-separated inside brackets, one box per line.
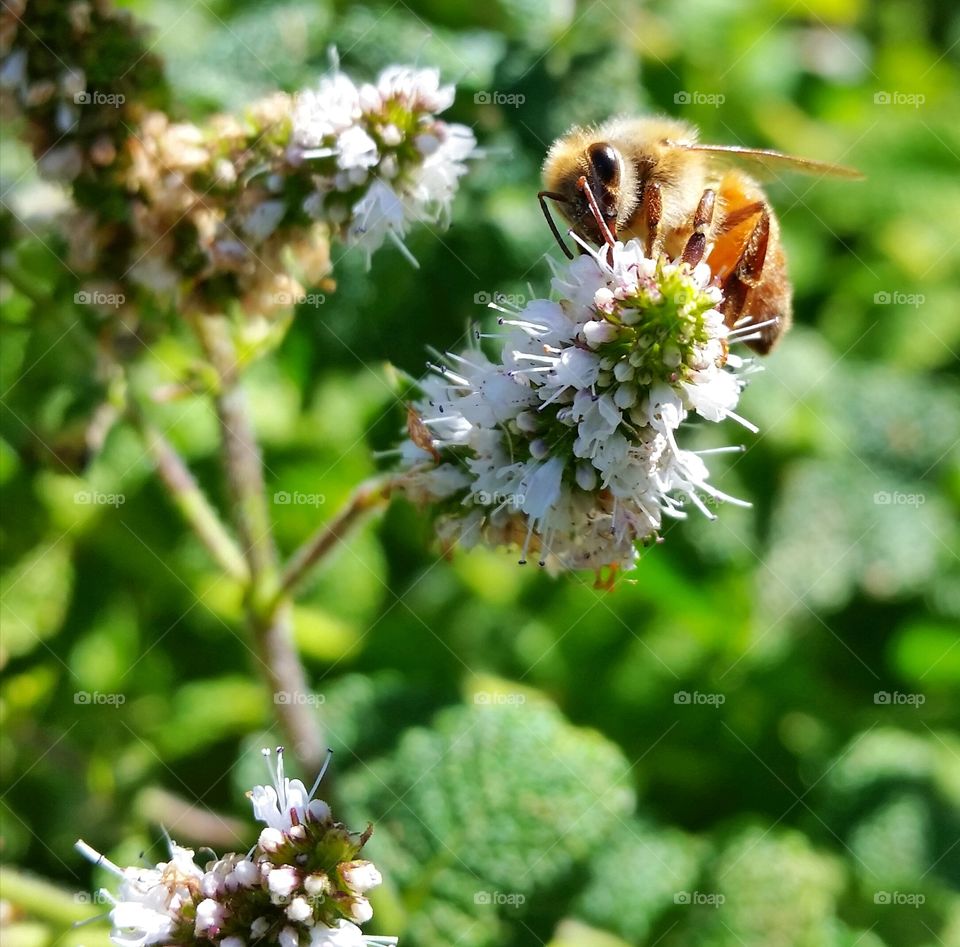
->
[341, 861, 383, 894]
[613, 384, 638, 409]
[304, 873, 329, 897]
[582, 320, 618, 346]
[348, 897, 374, 924]
[259, 827, 285, 852]
[286, 896, 313, 922]
[530, 438, 550, 460]
[268, 866, 299, 902]
[516, 410, 539, 433]
[575, 462, 597, 491]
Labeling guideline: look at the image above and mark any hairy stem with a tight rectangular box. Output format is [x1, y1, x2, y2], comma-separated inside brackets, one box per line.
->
[0, 865, 99, 928]
[140, 421, 249, 583]
[191, 313, 325, 772]
[192, 316, 276, 582]
[276, 474, 396, 606]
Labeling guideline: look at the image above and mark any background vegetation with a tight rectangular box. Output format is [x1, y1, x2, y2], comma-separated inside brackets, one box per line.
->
[1, 0, 958, 945]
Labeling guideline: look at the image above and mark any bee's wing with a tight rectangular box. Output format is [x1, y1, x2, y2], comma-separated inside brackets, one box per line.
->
[680, 143, 864, 180]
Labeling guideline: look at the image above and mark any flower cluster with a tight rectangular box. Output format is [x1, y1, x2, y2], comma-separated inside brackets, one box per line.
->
[290, 65, 476, 266]
[77, 748, 397, 947]
[395, 238, 760, 577]
[3, 0, 474, 323]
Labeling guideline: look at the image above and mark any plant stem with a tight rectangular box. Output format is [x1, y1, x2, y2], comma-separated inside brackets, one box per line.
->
[192, 316, 276, 583]
[276, 474, 395, 607]
[0, 865, 99, 927]
[192, 313, 326, 772]
[140, 421, 249, 583]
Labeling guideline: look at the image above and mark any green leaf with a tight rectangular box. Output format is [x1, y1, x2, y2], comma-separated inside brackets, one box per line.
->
[677, 826, 846, 947]
[890, 621, 960, 689]
[572, 818, 705, 943]
[0, 539, 74, 662]
[341, 699, 635, 947]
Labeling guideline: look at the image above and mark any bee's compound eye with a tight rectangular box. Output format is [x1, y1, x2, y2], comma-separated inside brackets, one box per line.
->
[588, 142, 620, 185]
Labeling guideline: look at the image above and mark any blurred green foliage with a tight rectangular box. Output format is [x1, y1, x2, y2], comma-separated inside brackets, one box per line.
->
[1, 0, 958, 945]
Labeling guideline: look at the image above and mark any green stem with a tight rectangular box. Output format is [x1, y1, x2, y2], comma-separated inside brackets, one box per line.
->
[191, 313, 326, 773]
[0, 865, 99, 928]
[192, 315, 276, 583]
[139, 420, 249, 583]
[275, 474, 395, 608]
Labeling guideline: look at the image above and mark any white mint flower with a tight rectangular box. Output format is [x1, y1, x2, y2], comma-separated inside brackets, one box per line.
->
[289, 62, 475, 267]
[194, 897, 226, 938]
[396, 238, 759, 578]
[75, 839, 202, 947]
[76, 748, 395, 946]
[249, 745, 333, 830]
[341, 861, 384, 894]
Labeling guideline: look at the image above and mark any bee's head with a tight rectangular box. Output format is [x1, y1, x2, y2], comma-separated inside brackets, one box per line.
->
[541, 139, 625, 256]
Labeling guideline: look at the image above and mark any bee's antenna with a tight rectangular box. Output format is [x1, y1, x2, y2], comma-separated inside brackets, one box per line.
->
[576, 176, 616, 249]
[538, 190, 575, 260]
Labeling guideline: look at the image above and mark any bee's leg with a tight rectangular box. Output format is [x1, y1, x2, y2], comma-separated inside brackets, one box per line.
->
[681, 188, 716, 266]
[643, 182, 662, 257]
[718, 204, 772, 344]
[717, 200, 765, 234]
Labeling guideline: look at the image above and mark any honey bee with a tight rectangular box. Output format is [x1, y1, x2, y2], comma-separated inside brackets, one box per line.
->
[540, 117, 862, 353]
